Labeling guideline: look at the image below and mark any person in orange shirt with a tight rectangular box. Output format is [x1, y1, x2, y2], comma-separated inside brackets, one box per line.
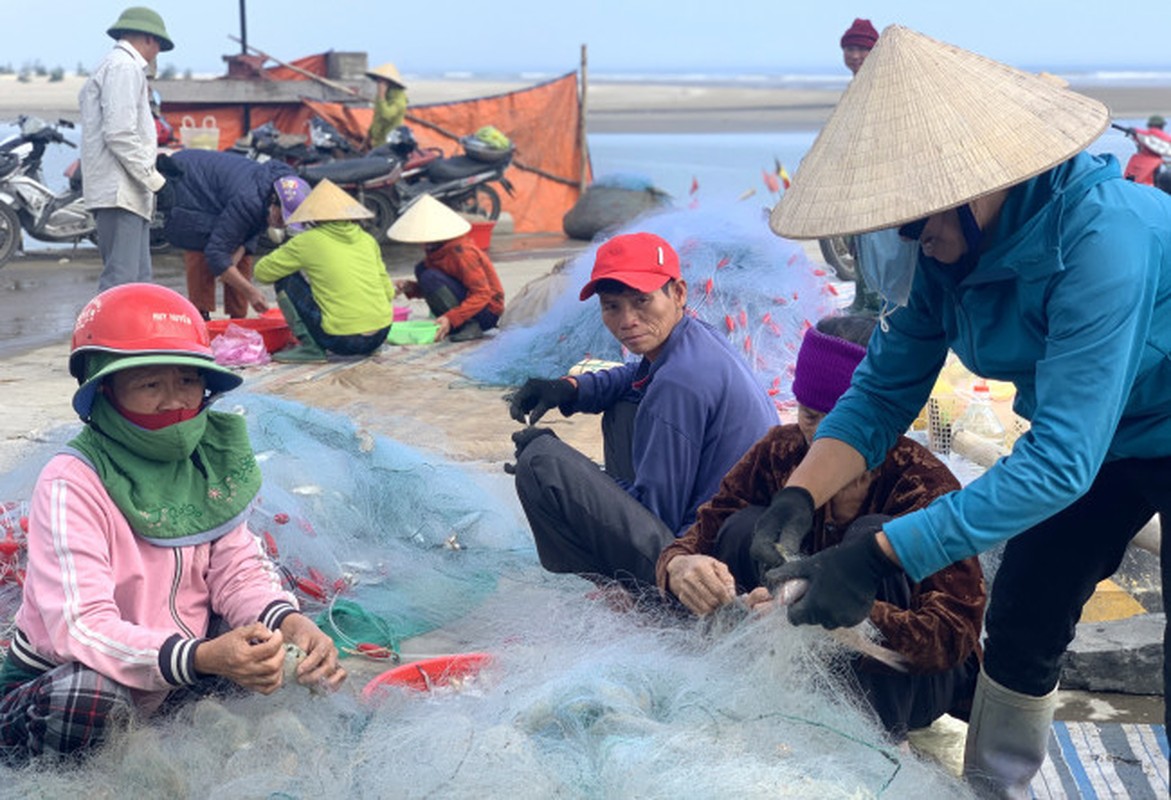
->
[387, 196, 505, 342]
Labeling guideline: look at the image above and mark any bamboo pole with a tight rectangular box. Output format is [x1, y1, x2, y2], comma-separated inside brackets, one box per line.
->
[579, 44, 590, 192]
[227, 36, 363, 99]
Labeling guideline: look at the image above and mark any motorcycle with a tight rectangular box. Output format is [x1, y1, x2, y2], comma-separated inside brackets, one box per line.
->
[389, 129, 515, 228]
[0, 116, 95, 267]
[234, 119, 416, 242]
[1113, 122, 1171, 193]
[816, 236, 859, 282]
[235, 120, 513, 244]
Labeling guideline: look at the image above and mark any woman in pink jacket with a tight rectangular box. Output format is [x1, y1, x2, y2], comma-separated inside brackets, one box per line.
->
[0, 284, 345, 761]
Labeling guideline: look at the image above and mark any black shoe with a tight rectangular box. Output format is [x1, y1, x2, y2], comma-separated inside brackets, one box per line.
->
[448, 320, 484, 342]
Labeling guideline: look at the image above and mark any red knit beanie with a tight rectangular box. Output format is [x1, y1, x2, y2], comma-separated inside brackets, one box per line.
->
[840, 18, 879, 50]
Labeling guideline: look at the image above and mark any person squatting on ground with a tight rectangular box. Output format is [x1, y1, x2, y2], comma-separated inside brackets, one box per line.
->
[507, 232, 777, 595]
[161, 149, 295, 320]
[254, 179, 395, 363]
[767, 25, 1171, 798]
[657, 314, 984, 742]
[364, 62, 410, 151]
[387, 195, 505, 343]
[0, 284, 345, 762]
[79, 6, 174, 291]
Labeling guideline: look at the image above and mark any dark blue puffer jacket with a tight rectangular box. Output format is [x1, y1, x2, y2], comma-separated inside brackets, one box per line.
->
[162, 150, 293, 275]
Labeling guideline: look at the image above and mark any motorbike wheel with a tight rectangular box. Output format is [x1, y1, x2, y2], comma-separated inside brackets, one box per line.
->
[0, 204, 20, 268]
[818, 235, 858, 283]
[448, 184, 501, 221]
[360, 190, 397, 244]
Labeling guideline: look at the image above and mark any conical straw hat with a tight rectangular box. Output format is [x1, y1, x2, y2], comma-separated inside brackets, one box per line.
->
[365, 62, 406, 88]
[770, 25, 1109, 240]
[386, 195, 472, 243]
[285, 179, 374, 225]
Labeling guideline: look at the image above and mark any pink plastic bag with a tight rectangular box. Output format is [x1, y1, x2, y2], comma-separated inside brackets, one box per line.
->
[211, 323, 271, 366]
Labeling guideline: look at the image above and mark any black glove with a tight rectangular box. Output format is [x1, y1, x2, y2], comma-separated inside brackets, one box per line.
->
[764, 531, 901, 629]
[508, 378, 577, 425]
[748, 486, 814, 585]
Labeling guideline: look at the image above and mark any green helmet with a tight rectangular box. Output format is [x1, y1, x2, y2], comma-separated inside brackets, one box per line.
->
[1148, 115, 1166, 129]
[107, 7, 174, 52]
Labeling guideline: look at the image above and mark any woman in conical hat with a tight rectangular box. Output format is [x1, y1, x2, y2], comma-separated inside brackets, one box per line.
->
[253, 179, 396, 363]
[364, 61, 409, 151]
[762, 25, 1171, 796]
[387, 195, 505, 342]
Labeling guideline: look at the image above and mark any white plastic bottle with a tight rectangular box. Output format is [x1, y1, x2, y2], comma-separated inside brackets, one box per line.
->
[950, 382, 1007, 465]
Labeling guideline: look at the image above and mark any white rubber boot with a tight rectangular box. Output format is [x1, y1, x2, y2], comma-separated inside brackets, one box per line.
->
[962, 668, 1057, 799]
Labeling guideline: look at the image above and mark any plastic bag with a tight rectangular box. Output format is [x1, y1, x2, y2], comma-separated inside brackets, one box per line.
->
[211, 323, 271, 366]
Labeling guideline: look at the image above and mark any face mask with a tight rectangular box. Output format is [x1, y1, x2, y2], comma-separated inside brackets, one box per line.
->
[266, 226, 286, 245]
[856, 226, 920, 311]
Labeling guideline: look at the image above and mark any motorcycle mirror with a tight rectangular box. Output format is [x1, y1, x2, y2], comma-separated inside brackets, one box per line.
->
[58, 119, 75, 129]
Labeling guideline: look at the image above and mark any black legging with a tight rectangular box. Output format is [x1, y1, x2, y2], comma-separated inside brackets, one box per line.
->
[981, 456, 1171, 726]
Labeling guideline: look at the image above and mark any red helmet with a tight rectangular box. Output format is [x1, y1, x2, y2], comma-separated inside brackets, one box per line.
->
[70, 283, 214, 381]
[70, 284, 242, 420]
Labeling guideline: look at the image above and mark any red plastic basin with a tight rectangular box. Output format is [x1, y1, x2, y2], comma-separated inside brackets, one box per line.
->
[207, 316, 293, 354]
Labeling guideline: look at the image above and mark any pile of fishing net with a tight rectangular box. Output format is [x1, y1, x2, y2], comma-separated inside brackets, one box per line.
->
[465, 201, 838, 418]
[0, 395, 972, 797]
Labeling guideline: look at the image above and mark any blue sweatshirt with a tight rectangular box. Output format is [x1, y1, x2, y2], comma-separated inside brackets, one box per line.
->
[573, 314, 777, 535]
[817, 152, 1171, 580]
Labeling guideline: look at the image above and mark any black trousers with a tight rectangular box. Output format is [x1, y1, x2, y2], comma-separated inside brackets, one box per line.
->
[715, 505, 979, 739]
[513, 402, 671, 592]
[980, 456, 1171, 737]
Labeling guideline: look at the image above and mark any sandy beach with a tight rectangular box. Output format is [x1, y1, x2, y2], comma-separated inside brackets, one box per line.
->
[2, 73, 1168, 133]
[0, 65, 1165, 797]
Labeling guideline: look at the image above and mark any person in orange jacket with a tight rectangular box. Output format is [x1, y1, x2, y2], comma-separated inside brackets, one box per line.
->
[387, 196, 505, 342]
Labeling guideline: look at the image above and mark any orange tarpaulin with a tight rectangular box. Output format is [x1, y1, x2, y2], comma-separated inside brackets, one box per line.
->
[161, 58, 590, 233]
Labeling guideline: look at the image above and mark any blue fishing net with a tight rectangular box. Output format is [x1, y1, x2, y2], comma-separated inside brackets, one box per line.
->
[236, 393, 532, 646]
[0, 394, 533, 653]
[460, 201, 837, 415]
[0, 394, 975, 797]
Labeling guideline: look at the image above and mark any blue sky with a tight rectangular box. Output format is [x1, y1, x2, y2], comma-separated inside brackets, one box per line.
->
[9, 1, 1169, 76]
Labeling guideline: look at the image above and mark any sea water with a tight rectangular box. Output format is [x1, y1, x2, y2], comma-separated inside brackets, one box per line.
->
[0, 120, 1150, 254]
[586, 125, 1144, 204]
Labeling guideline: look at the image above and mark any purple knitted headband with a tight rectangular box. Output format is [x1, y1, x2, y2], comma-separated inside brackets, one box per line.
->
[791, 326, 868, 413]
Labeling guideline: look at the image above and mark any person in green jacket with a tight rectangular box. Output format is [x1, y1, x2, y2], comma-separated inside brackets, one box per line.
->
[254, 179, 395, 363]
[364, 62, 409, 151]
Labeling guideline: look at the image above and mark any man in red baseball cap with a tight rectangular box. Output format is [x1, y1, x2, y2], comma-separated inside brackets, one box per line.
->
[506, 232, 776, 602]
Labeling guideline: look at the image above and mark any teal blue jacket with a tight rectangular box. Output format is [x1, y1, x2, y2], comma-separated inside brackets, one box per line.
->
[817, 152, 1171, 580]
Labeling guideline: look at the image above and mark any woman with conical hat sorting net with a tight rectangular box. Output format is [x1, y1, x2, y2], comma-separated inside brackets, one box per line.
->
[759, 25, 1171, 797]
[658, 314, 984, 744]
[254, 179, 396, 363]
[387, 195, 505, 343]
[0, 285, 345, 761]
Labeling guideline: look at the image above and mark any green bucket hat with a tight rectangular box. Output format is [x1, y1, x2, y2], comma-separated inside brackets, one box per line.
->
[107, 6, 174, 52]
[72, 352, 242, 421]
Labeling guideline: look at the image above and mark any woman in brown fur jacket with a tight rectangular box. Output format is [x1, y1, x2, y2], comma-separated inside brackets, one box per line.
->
[657, 314, 985, 742]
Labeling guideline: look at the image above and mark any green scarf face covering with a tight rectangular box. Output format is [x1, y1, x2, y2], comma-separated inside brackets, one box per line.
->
[68, 394, 261, 546]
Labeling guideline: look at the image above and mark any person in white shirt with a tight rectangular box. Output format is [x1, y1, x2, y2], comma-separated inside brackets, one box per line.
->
[78, 7, 174, 291]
